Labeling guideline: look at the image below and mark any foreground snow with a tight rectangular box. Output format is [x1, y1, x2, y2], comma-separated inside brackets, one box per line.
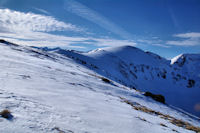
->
[0, 42, 199, 133]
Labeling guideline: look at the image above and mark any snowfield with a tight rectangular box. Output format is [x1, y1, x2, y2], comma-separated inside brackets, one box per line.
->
[50, 45, 200, 117]
[0, 41, 200, 133]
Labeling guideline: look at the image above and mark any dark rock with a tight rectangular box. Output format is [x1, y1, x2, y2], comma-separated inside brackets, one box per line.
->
[187, 79, 195, 88]
[101, 77, 111, 83]
[144, 92, 165, 104]
[0, 110, 13, 120]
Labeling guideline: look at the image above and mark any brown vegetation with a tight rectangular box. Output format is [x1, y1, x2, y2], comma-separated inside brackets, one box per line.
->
[120, 97, 200, 133]
[0, 109, 13, 119]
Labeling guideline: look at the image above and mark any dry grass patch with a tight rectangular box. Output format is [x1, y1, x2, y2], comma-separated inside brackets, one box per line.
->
[136, 116, 147, 122]
[170, 119, 200, 132]
[0, 109, 13, 119]
[120, 97, 200, 133]
[160, 123, 168, 127]
[133, 106, 162, 116]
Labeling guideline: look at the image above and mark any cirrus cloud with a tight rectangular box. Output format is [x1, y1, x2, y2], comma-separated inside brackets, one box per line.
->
[0, 8, 136, 50]
[0, 8, 81, 33]
[167, 32, 200, 46]
[64, 0, 133, 40]
[0, 31, 136, 49]
[174, 32, 200, 38]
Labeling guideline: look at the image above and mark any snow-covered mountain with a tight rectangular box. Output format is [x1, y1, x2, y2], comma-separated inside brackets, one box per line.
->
[46, 45, 200, 117]
[171, 54, 200, 81]
[0, 40, 200, 133]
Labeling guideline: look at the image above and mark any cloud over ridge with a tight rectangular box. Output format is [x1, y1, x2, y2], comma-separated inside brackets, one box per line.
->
[0, 8, 136, 49]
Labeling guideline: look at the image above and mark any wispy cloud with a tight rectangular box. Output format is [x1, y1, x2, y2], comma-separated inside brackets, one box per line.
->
[152, 43, 171, 48]
[0, 32, 87, 47]
[167, 32, 200, 46]
[174, 32, 200, 38]
[0, 8, 136, 49]
[168, 7, 181, 30]
[86, 38, 136, 48]
[33, 8, 51, 15]
[0, 8, 81, 33]
[0, 31, 136, 49]
[64, 0, 133, 40]
[137, 38, 170, 48]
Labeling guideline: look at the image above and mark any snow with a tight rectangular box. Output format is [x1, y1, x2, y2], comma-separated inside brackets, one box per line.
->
[0, 42, 199, 133]
[86, 45, 169, 66]
[48, 45, 200, 117]
[171, 54, 183, 65]
[171, 53, 200, 79]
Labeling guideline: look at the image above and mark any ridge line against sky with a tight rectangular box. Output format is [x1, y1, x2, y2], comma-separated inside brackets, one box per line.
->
[0, 0, 199, 58]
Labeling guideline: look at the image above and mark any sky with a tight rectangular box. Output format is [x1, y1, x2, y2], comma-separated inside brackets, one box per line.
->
[0, 0, 200, 59]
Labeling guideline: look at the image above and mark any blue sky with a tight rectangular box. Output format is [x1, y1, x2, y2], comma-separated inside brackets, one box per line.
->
[0, 0, 200, 58]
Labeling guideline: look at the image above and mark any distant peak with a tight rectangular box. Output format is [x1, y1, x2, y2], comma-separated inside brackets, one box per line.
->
[171, 53, 200, 66]
[171, 54, 184, 65]
[113, 45, 140, 50]
[101, 45, 141, 52]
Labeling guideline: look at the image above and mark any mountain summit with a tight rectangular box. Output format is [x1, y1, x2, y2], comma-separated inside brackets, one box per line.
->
[0, 40, 200, 133]
[49, 45, 200, 117]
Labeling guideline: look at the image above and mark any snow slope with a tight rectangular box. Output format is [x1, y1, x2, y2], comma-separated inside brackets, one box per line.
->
[0, 41, 200, 133]
[49, 45, 200, 117]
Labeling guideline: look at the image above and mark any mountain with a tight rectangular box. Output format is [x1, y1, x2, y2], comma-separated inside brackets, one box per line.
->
[0, 40, 200, 133]
[47, 45, 200, 117]
[171, 54, 200, 81]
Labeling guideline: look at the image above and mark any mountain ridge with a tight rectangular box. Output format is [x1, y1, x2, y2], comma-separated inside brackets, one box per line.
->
[0, 39, 200, 132]
[43, 44, 200, 117]
[0, 39, 200, 116]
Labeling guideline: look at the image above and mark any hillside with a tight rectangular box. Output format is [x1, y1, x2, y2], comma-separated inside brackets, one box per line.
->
[0, 40, 200, 133]
[48, 45, 200, 117]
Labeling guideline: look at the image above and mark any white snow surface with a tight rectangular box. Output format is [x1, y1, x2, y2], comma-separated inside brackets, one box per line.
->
[0, 42, 199, 133]
[50, 45, 200, 117]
